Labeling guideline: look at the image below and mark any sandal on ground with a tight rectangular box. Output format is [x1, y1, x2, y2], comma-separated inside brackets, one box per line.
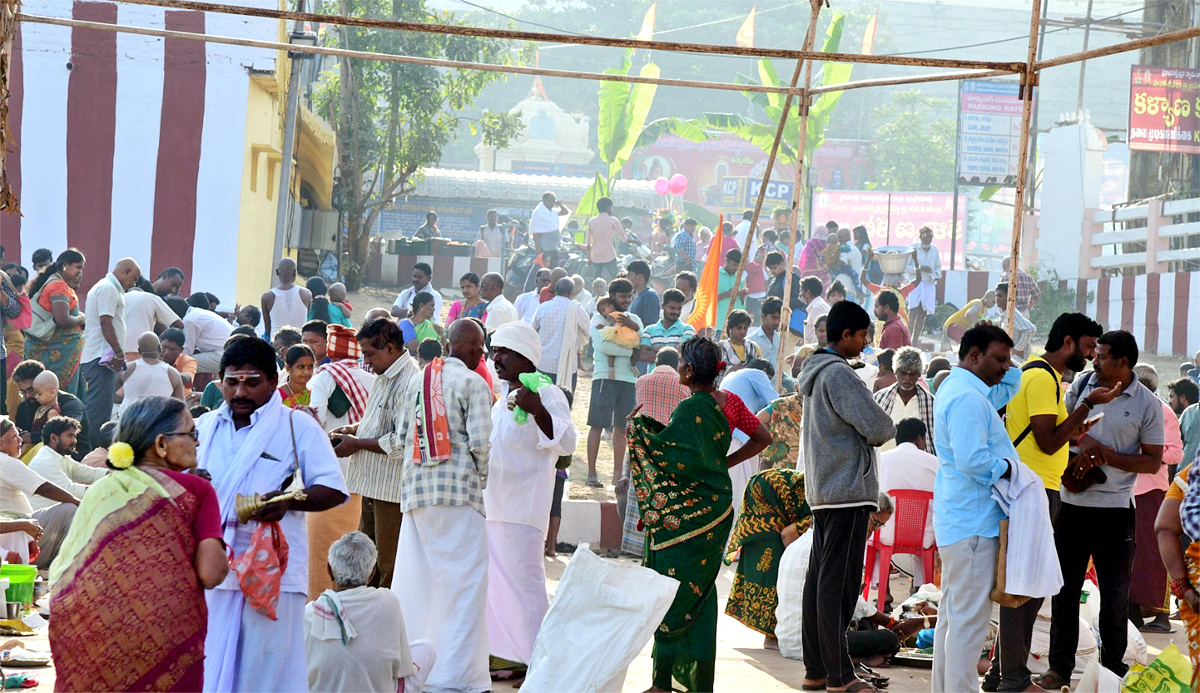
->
[1137, 621, 1175, 633]
[1033, 671, 1070, 689]
[829, 680, 880, 692]
[585, 476, 603, 488]
[801, 679, 826, 691]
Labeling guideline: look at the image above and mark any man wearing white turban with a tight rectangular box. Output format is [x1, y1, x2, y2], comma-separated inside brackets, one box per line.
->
[484, 321, 579, 673]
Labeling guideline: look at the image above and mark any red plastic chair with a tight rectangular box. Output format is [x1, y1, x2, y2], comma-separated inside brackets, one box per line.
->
[862, 489, 936, 612]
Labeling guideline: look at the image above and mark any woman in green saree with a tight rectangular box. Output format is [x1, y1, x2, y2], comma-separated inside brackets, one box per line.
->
[627, 337, 771, 692]
[724, 468, 810, 648]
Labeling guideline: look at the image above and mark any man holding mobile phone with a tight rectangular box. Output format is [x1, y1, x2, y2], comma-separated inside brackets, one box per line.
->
[1033, 330, 1165, 689]
[984, 313, 1109, 692]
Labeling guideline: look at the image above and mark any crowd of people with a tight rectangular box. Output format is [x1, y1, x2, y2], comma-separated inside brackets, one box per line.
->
[1, 192, 1200, 693]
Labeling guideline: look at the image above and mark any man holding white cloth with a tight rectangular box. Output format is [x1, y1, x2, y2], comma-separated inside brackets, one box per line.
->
[198, 335, 348, 692]
[930, 325, 1024, 693]
[485, 321, 579, 670]
[391, 319, 495, 693]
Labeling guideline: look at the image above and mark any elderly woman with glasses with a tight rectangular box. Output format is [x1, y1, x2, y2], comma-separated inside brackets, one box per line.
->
[304, 531, 436, 693]
[48, 396, 228, 692]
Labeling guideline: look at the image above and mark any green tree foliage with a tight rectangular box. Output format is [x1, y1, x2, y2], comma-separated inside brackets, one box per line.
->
[313, 0, 529, 288]
[871, 89, 956, 192]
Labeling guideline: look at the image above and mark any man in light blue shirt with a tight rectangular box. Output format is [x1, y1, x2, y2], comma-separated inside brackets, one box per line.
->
[719, 360, 778, 443]
[930, 324, 1021, 693]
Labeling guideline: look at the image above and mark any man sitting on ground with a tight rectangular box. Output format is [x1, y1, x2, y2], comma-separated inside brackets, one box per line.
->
[874, 418, 939, 598]
[28, 416, 106, 512]
[0, 416, 80, 567]
[304, 531, 434, 693]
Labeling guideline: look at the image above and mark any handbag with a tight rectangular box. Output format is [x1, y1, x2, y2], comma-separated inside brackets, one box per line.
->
[26, 289, 58, 341]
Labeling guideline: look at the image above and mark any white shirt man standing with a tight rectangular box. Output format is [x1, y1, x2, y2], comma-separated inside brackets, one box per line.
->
[480, 273, 518, 334]
[199, 337, 348, 693]
[81, 257, 141, 444]
[122, 283, 183, 361]
[532, 277, 589, 392]
[391, 262, 443, 321]
[529, 191, 570, 264]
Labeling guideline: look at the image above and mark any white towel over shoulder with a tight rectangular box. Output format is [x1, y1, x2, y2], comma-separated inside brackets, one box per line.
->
[991, 459, 1063, 599]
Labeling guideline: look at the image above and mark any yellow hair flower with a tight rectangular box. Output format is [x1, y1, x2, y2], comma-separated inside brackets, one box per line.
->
[108, 442, 135, 469]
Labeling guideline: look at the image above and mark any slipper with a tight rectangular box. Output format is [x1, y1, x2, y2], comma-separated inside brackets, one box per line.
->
[829, 681, 879, 692]
[801, 681, 826, 691]
[1033, 671, 1070, 689]
[585, 477, 603, 488]
[1137, 622, 1175, 634]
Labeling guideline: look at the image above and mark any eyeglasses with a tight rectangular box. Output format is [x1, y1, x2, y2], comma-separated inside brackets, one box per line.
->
[165, 429, 199, 442]
[869, 517, 887, 531]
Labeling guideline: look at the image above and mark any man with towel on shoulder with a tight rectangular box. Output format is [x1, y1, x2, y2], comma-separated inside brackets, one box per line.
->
[198, 335, 348, 692]
[391, 319, 495, 693]
[484, 321, 578, 674]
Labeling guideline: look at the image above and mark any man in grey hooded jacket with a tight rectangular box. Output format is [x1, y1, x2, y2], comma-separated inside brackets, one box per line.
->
[796, 300, 896, 692]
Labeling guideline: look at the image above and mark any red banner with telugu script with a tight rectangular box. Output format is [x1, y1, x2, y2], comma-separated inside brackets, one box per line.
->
[1128, 65, 1200, 155]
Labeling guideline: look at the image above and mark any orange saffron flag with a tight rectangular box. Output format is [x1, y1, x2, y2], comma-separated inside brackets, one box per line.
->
[861, 13, 878, 55]
[635, 2, 656, 44]
[736, 6, 755, 48]
[688, 215, 724, 332]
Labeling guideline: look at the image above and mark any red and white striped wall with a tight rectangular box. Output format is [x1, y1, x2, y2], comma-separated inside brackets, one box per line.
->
[4, 0, 277, 300]
[938, 270, 1200, 358]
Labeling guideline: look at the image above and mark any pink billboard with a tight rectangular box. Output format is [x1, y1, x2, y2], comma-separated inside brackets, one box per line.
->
[811, 190, 967, 271]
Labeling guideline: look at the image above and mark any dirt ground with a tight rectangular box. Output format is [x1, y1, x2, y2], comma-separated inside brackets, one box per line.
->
[15, 558, 1186, 692]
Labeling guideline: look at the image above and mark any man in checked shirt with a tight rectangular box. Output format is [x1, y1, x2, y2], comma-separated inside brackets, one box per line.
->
[391, 318, 495, 693]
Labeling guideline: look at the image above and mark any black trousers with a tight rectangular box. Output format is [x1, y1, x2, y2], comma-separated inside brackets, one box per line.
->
[1049, 501, 1136, 678]
[802, 506, 871, 687]
[987, 489, 1062, 690]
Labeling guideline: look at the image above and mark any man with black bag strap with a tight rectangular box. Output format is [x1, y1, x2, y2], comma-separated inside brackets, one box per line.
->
[1034, 329, 1165, 689]
[984, 313, 1112, 692]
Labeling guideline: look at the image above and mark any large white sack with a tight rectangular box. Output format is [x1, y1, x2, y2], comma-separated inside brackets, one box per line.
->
[522, 544, 680, 693]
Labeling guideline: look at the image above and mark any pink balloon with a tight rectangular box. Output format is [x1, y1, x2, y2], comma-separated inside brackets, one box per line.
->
[669, 173, 688, 195]
[654, 177, 670, 195]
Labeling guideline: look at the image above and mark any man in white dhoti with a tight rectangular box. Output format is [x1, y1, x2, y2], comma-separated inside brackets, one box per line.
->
[485, 321, 579, 672]
[198, 335, 349, 693]
[305, 531, 435, 693]
[391, 319, 495, 693]
[905, 225, 941, 344]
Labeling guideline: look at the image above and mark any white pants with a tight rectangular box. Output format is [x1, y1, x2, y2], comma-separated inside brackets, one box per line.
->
[204, 590, 309, 692]
[486, 520, 550, 665]
[393, 505, 491, 693]
[932, 535, 998, 693]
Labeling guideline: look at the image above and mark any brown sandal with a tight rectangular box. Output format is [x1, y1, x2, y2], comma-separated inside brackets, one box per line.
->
[1033, 671, 1070, 689]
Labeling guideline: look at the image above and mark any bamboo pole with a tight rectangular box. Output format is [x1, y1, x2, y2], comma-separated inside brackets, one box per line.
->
[1034, 21, 1200, 71]
[720, 0, 821, 361]
[16, 13, 804, 96]
[809, 68, 1015, 95]
[1004, 0, 1043, 336]
[106, 0, 1026, 74]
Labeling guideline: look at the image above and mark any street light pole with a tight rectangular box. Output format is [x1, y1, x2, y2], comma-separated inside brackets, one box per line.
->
[271, 0, 311, 284]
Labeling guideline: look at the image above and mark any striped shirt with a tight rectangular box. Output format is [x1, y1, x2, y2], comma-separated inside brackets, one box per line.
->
[347, 351, 419, 503]
[0, 281, 21, 361]
[641, 319, 695, 352]
[393, 357, 494, 514]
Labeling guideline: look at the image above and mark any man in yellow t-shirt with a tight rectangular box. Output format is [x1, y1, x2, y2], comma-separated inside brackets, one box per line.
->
[941, 290, 996, 351]
[984, 313, 1119, 692]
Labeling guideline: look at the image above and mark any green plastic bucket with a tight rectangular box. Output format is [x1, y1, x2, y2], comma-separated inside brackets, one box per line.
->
[1, 564, 37, 605]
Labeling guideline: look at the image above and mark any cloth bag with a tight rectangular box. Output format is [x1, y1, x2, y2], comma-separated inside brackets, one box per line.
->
[522, 544, 679, 692]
